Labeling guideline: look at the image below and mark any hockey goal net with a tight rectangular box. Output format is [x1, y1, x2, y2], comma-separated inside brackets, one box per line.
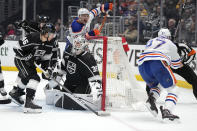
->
[86, 36, 147, 111]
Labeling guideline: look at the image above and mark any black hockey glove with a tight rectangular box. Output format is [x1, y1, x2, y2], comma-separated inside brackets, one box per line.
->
[18, 20, 28, 28]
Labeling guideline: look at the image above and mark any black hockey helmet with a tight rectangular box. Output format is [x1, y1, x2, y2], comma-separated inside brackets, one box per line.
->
[37, 15, 50, 23]
[41, 23, 56, 35]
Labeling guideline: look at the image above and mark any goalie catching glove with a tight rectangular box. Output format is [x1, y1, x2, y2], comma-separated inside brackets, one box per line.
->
[89, 81, 103, 102]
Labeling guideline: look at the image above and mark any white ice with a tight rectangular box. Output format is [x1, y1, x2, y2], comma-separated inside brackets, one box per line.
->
[0, 71, 197, 131]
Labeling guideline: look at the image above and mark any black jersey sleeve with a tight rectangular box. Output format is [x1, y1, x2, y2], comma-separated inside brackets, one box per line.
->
[19, 20, 40, 33]
[50, 38, 60, 69]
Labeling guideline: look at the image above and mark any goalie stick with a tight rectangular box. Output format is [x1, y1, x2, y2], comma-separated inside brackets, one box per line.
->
[35, 63, 110, 116]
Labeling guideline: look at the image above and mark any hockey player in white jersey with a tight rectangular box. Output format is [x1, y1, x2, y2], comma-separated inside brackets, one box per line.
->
[138, 28, 182, 122]
[65, 3, 113, 49]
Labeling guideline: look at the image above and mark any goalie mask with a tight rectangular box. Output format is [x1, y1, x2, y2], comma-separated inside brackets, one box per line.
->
[72, 36, 87, 55]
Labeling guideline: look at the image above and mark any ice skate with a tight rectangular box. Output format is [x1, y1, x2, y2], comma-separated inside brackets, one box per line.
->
[146, 93, 158, 117]
[24, 97, 42, 113]
[160, 106, 180, 122]
[0, 87, 11, 104]
[9, 86, 25, 106]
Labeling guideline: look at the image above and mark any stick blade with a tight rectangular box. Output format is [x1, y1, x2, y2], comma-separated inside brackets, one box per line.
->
[97, 111, 111, 116]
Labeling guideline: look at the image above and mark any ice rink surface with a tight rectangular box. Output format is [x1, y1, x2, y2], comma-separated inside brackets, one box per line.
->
[0, 71, 197, 131]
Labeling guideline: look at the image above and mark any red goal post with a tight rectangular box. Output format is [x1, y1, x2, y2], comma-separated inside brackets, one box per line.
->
[86, 36, 108, 111]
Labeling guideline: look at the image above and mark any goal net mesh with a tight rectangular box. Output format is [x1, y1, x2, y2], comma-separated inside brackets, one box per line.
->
[87, 36, 147, 111]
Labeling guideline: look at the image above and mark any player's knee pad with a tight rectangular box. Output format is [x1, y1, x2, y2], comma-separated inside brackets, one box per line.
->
[26, 79, 39, 91]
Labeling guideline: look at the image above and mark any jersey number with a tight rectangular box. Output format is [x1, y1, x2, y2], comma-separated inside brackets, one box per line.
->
[22, 37, 29, 45]
[146, 39, 166, 49]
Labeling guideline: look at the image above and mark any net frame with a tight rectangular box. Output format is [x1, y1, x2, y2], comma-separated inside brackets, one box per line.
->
[86, 36, 147, 111]
[86, 36, 107, 111]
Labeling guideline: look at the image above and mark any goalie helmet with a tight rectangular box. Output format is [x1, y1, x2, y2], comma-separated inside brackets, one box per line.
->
[72, 36, 87, 55]
[78, 8, 89, 16]
[158, 28, 171, 39]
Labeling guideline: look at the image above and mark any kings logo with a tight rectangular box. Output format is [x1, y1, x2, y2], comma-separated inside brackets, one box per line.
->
[67, 60, 76, 74]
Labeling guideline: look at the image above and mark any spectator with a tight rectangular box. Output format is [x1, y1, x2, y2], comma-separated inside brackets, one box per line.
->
[119, 0, 137, 16]
[188, 14, 196, 46]
[123, 3, 137, 16]
[164, 0, 179, 21]
[167, 18, 177, 38]
[4, 24, 16, 40]
[119, 18, 137, 43]
[55, 22, 61, 39]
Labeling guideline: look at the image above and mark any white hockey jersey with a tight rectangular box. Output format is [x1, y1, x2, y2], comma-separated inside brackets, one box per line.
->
[138, 37, 183, 69]
[67, 7, 102, 43]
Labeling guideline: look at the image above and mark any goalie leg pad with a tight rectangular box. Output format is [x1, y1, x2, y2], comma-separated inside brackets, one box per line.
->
[54, 92, 100, 111]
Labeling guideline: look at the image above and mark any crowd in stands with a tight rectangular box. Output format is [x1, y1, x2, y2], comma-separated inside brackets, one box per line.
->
[115, 0, 196, 45]
[0, 0, 196, 46]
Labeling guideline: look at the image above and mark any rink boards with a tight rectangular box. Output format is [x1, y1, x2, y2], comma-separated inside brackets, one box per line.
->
[0, 40, 195, 89]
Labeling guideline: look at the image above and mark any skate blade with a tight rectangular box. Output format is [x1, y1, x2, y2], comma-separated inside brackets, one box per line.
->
[161, 118, 181, 124]
[9, 97, 24, 106]
[145, 103, 158, 117]
[0, 98, 11, 104]
[23, 108, 42, 113]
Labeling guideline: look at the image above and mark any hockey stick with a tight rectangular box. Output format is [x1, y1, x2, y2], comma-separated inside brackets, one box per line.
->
[35, 63, 110, 116]
[99, 12, 108, 32]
